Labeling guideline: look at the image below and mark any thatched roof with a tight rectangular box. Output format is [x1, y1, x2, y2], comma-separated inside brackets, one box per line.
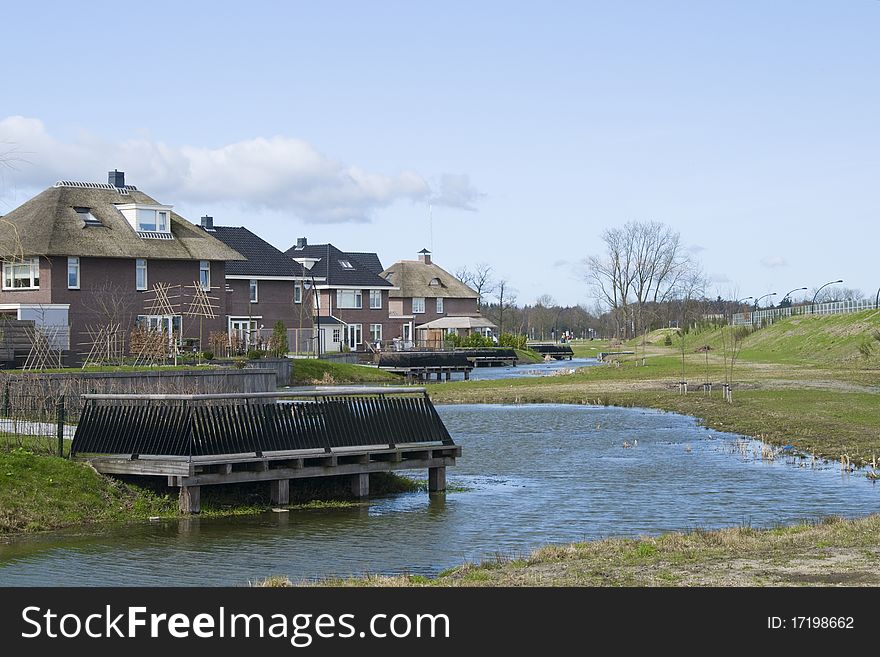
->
[381, 260, 478, 299]
[0, 183, 244, 261]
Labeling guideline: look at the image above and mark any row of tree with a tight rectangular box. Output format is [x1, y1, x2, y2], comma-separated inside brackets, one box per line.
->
[457, 219, 868, 342]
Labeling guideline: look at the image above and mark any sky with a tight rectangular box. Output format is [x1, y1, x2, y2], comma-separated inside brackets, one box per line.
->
[1, 1, 878, 307]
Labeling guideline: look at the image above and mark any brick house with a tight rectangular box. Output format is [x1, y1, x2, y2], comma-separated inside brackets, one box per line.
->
[285, 238, 395, 352]
[380, 249, 496, 348]
[0, 171, 244, 359]
[200, 218, 320, 352]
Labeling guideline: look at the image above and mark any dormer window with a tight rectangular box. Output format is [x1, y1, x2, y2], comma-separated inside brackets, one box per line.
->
[116, 203, 174, 239]
[429, 277, 442, 287]
[338, 260, 354, 269]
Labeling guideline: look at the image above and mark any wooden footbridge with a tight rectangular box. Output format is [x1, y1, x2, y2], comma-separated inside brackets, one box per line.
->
[70, 387, 459, 513]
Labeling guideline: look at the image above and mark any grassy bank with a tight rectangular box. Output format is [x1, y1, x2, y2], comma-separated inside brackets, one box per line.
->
[291, 359, 400, 385]
[0, 448, 422, 535]
[0, 450, 176, 534]
[259, 514, 880, 587]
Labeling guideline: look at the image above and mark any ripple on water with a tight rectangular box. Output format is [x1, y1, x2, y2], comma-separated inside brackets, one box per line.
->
[1, 403, 878, 586]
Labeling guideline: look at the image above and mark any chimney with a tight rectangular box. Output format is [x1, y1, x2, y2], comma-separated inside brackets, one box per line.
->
[201, 215, 214, 230]
[108, 169, 125, 188]
[418, 248, 432, 265]
[296, 237, 308, 248]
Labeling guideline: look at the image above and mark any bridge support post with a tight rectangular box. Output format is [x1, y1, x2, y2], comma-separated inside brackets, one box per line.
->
[351, 473, 369, 498]
[179, 485, 201, 514]
[270, 479, 290, 506]
[428, 466, 446, 493]
[445, 371, 451, 381]
[464, 370, 470, 380]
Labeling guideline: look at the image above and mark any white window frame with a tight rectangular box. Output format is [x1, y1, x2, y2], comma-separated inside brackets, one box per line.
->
[369, 323, 382, 342]
[347, 323, 363, 349]
[436, 297, 444, 313]
[336, 289, 363, 309]
[116, 203, 174, 234]
[412, 297, 425, 314]
[136, 259, 148, 291]
[2, 258, 40, 291]
[67, 257, 80, 290]
[294, 282, 302, 304]
[229, 317, 259, 347]
[369, 289, 382, 309]
[332, 328, 341, 343]
[199, 260, 211, 291]
[249, 279, 258, 303]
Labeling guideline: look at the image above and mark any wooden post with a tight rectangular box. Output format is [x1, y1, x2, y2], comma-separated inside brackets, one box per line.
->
[56, 396, 65, 458]
[351, 473, 369, 498]
[464, 370, 470, 380]
[179, 485, 201, 514]
[436, 372, 442, 382]
[428, 466, 446, 492]
[445, 371, 451, 381]
[270, 479, 290, 506]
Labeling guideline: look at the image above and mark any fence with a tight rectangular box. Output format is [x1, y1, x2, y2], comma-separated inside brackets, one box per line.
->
[0, 391, 72, 456]
[731, 299, 879, 326]
[70, 388, 454, 458]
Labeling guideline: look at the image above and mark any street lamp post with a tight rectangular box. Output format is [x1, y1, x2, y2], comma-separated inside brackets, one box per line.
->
[811, 279, 843, 314]
[295, 257, 322, 357]
[753, 292, 776, 309]
[781, 287, 807, 305]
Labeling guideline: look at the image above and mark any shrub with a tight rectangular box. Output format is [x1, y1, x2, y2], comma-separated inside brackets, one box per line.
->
[201, 351, 214, 361]
[498, 333, 527, 350]
[663, 334, 673, 346]
[233, 357, 248, 369]
[268, 320, 289, 357]
[246, 349, 264, 360]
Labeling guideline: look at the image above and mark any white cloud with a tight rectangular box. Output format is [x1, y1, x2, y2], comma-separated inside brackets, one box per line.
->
[429, 173, 485, 211]
[0, 116, 483, 223]
[688, 244, 707, 254]
[760, 255, 788, 269]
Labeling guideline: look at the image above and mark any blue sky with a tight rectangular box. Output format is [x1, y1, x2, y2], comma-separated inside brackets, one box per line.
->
[1, 1, 878, 307]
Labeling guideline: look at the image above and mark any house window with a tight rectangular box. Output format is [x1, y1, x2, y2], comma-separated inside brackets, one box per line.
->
[412, 297, 425, 314]
[369, 289, 382, 309]
[229, 318, 259, 346]
[370, 323, 382, 342]
[2, 258, 40, 290]
[136, 209, 168, 232]
[136, 259, 148, 290]
[436, 297, 444, 313]
[137, 315, 183, 343]
[332, 328, 341, 343]
[338, 260, 354, 269]
[74, 207, 101, 226]
[294, 282, 302, 304]
[429, 278, 442, 287]
[199, 261, 211, 290]
[249, 279, 258, 303]
[67, 257, 80, 289]
[336, 289, 362, 309]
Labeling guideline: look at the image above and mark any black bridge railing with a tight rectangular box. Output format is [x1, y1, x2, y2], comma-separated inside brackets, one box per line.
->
[70, 387, 454, 459]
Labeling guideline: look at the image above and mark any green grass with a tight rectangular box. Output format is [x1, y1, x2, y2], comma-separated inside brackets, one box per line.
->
[291, 359, 400, 385]
[0, 450, 176, 533]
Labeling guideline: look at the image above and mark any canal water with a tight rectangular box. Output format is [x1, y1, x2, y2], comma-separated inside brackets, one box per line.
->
[466, 357, 597, 380]
[1, 404, 877, 586]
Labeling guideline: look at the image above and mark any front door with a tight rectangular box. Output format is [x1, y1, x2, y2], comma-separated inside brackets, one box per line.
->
[347, 323, 362, 350]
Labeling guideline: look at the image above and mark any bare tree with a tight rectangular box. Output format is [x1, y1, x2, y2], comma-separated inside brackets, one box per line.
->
[456, 262, 495, 310]
[494, 279, 517, 335]
[584, 220, 700, 338]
